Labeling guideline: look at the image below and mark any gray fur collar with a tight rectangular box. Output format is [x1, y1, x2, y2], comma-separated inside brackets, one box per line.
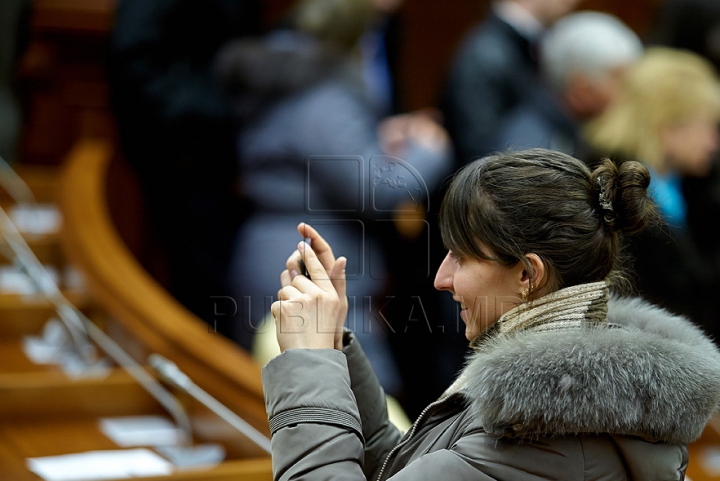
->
[461, 296, 720, 444]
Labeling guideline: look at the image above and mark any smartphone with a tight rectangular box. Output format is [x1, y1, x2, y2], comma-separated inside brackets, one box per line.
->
[299, 238, 311, 279]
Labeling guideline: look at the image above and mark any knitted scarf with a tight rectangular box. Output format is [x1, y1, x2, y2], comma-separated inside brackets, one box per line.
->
[467, 280, 610, 351]
[496, 280, 609, 335]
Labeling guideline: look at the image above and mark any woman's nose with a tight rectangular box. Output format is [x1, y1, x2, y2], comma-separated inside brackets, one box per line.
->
[434, 253, 454, 291]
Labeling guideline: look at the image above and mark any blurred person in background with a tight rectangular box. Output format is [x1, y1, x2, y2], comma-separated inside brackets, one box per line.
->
[442, 0, 580, 167]
[108, 0, 262, 337]
[217, 0, 451, 394]
[648, 0, 720, 70]
[359, 0, 404, 118]
[495, 11, 643, 157]
[647, 0, 720, 300]
[586, 47, 720, 340]
[0, 0, 30, 164]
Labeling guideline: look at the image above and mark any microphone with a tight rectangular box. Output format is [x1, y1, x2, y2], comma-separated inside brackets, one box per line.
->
[0, 155, 36, 205]
[0, 168, 194, 445]
[150, 354, 272, 454]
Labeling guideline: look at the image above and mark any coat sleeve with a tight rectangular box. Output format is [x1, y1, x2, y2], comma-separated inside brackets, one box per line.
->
[342, 332, 403, 480]
[262, 348, 367, 481]
[262, 343, 403, 481]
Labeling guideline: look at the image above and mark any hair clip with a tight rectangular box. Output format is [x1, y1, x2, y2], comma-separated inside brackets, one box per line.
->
[597, 177, 614, 212]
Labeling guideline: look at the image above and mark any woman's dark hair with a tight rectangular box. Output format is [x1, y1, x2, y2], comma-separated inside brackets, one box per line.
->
[439, 149, 654, 290]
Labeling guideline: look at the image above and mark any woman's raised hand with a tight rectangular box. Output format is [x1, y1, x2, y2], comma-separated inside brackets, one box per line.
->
[274, 223, 348, 351]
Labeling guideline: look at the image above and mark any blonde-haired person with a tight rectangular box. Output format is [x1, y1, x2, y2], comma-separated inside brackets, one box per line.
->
[587, 47, 720, 179]
[586, 46, 720, 340]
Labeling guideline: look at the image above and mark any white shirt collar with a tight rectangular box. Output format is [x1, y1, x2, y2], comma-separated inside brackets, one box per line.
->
[492, 1, 544, 41]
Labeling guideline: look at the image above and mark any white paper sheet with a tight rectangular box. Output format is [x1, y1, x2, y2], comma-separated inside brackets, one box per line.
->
[155, 443, 225, 469]
[23, 319, 68, 364]
[9, 203, 62, 235]
[0, 265, 59, 295]
[100, 416, 182, 447]
[26, 448, 173, 481]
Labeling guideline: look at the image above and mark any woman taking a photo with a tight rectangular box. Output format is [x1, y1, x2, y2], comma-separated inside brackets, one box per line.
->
[262, 149, 720, 480]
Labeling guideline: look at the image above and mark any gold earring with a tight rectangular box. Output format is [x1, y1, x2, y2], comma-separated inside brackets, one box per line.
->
[521, 289, 529, 303]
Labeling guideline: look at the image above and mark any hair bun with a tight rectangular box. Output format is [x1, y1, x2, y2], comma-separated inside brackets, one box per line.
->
[591, 158, 653, 235]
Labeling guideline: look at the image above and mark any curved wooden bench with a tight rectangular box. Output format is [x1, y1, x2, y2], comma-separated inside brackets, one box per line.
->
[58, 139, 271, 463]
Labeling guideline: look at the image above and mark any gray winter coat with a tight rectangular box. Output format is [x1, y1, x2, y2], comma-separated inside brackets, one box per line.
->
[262, 297, 720, 480]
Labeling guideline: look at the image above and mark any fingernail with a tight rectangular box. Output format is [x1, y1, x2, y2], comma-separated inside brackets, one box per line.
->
[299, 241, 309, 250]
[291, 269, 299, 278]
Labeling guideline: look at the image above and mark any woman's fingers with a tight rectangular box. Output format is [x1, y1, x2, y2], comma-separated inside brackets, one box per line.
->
[272, 242, 343, 352]
[280, 269, 293, 288]
[285, 250, 303, 278]
[328, 256, 348, 351]
[329, 256, 347, 299]
[296, 241, 334, 293]
[297, 223, 335, 272]
[277, 284, 301, 301]
[271, 300, 280, 320]
[272, 225, 348, 352]
[271, 231, 348, 351]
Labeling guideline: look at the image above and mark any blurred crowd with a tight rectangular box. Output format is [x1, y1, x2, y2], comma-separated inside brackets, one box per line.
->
[4, 0, 717, 418]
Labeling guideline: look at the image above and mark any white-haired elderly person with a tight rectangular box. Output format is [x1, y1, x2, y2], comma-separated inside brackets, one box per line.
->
[494, 11, 643, 156]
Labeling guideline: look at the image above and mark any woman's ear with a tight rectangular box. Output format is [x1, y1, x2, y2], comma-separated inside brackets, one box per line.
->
[521, 254, 547, 299]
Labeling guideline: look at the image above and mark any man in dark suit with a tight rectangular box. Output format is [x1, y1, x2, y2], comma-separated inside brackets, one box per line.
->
[442, 0, 579, 167]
